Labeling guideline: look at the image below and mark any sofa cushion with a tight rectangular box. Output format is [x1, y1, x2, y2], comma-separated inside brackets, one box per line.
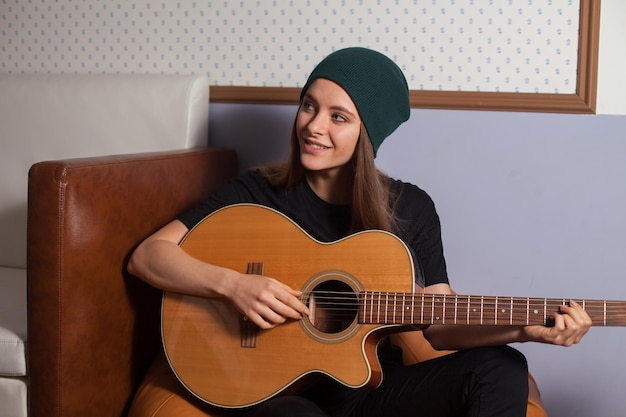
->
[0, 267, 27, 377]
[0, 73, 209, 270]
[0, 376, 27, 417]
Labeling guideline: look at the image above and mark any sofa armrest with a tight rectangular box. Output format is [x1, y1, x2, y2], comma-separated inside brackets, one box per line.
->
[27, 148, 237, 417]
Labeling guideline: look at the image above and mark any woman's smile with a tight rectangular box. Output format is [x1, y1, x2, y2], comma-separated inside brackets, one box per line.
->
[303, 138, 331, 152]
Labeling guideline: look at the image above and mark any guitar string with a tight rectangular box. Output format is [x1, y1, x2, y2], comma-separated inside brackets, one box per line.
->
[302, 290, 626, 321]
[307, 291, 625, 304]
[305, 290, 626, 308]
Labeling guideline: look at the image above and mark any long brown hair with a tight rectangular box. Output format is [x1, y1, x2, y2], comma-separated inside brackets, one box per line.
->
[259, 119, 398, 234]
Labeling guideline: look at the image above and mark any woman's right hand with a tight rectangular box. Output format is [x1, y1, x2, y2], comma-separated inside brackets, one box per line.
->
[225, 272, 310, 329]
[128, 219, 309, 330]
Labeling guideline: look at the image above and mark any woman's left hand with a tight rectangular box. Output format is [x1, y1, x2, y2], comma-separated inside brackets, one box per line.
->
[521, 300, 592, 346]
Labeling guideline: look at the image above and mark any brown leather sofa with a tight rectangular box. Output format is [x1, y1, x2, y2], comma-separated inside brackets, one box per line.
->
[27, 148, 238, 417]
[27, 147, 546, 417]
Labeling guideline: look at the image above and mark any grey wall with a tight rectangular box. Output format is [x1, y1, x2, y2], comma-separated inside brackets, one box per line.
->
[209, 102, 626, 417]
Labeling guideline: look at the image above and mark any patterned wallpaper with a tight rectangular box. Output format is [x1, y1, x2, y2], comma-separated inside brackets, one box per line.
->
[0, 0, 580, 94]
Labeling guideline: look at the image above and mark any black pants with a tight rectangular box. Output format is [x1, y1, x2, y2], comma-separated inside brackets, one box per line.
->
[249, 345, 529, 417]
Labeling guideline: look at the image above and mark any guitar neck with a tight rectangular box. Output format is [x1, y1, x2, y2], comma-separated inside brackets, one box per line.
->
[358, 292, 626, 327]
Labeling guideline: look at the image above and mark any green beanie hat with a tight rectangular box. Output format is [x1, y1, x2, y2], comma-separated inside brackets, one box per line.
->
[300, 47, 410, 156]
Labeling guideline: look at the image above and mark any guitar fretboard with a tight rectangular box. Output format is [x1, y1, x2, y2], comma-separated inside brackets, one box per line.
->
[358, 292, 626, 327]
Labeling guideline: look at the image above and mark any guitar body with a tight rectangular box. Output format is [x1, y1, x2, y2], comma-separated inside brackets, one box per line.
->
[161, 204, 416, 408]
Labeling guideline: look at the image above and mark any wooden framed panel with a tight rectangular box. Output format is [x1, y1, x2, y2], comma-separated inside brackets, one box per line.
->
[210, 0, 600, 114]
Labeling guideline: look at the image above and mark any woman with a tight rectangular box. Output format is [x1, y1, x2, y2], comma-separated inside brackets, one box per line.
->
[128, 47, 591, 417]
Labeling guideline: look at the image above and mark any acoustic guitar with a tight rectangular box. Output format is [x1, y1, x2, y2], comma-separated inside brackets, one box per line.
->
[161, 203, 626, 409]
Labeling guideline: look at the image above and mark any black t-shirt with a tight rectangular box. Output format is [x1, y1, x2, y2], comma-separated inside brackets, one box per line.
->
[178, 169, 448, 288]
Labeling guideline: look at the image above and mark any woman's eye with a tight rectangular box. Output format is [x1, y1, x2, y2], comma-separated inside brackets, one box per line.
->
[332, 114, 347, 123]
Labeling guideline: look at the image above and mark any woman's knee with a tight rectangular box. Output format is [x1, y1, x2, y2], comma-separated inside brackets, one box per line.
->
[468, 345, 529, 392]
[490, 345, 528, 374]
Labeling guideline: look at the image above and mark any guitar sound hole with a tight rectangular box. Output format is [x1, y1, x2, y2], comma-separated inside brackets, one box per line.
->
[306, 280, 358, 334]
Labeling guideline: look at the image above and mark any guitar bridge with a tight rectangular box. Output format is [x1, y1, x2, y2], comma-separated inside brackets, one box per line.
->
[240, 262, 263, 348]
